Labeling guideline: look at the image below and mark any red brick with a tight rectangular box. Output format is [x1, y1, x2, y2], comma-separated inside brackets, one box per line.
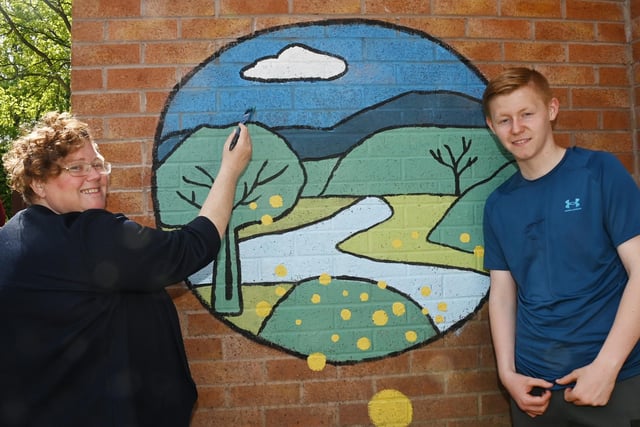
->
[433, 0, 497, 15]
[143, 0, 215, 16]
[190, 360, 265, 384]
[108, 19, 178, 41]
[187, 312, 232, 336]
[71, 69, 104, 91]
[181, 18, 252, 39]
[500, 0, 562, 17]
[597, 22, 627, 43]
[412, 395, 479, 420]
[144, 42, 219, 65]
[365, 0, 431, 14]
[411, 346, 480, 373]
[107, 67, 178, 90]
[72, 21, 105, 43]
[602, 111, 631, 130]
[572, 88, 630, 108]
[106, 116, 158, 139]
[105, 191, 145, 214]
[377, 373, 446, 397]
[72, 0, 141, 18]
[467, 19, 532, 39]
[303, 378, 374, 403]
[569, 43, 629, 64]
[566, 0, 625, 21]
[534, 21, 595, 41]
[184, 336, 223, 360]
[195, 386, 226, 409]
[504, 42, 566, 62]
[230, 382, 301, 406]
[221, 0, 289, 15]
[191, 407, 263, 427]
[71, 93, 141, 115]
[398, 17, 466, 38]
[72, 44, 141, 67]
[534, 65, 595, 86]
[266, 357, 339, 381]
[292, 0, 362, 14]
[265, 405, 339, 427]
[555, 110, 599, 130]
[447, 369, 501, 393]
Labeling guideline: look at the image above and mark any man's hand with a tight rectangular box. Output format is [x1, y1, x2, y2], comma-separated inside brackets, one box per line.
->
[502, 371, 554, 417]
[556, 361, 617, 406]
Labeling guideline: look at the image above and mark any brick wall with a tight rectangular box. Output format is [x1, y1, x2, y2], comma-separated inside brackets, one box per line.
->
[70, 1, 638, 426]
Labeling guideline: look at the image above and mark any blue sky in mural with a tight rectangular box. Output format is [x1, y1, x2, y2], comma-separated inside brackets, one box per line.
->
[156, 20, 487, 161]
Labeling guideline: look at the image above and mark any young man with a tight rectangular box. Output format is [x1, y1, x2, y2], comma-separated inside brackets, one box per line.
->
[482, 67, 640, 426]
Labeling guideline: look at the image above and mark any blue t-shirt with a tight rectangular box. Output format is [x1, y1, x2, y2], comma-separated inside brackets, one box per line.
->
[483, 147, 640, 384]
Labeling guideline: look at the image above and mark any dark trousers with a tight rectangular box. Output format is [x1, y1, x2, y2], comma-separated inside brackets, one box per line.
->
[510, 375, 640, 427]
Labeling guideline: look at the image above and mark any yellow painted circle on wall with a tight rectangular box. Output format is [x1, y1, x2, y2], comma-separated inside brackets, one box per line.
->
[368, 389, 413, 427]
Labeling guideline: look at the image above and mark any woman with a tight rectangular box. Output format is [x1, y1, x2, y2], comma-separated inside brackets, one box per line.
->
[0, 112, 252, 427]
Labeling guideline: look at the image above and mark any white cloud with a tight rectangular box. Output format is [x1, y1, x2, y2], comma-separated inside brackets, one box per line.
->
[242, 44, 347, 81]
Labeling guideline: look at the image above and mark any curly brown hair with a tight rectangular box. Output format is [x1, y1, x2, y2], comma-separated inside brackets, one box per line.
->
[2, 112, 94, 205]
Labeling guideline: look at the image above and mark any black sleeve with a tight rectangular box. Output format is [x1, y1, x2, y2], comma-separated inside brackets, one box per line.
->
[75, 210, 221, 292]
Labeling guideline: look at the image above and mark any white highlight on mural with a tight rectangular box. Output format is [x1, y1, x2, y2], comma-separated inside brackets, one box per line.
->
[191, 197, 489, 332]
[242, 44, 347, 80]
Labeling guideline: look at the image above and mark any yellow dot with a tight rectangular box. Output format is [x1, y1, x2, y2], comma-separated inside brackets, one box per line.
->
[275, 286, 287, 297]
[377, 281, 387, 289]
[261, 214, 273, 225]
[360, 292, 369, 302]
[249, 202, 258, 210]
[342, 290, 349, 297]
[357, 337, 371, 351]
[319, 273, 332, 285]
[295, 319, 302, 326]
[420, 286, 431, 297]
[307, 352, 327, 372]
[372, 310, 388, 326]
[391, 239, 402, 248]
[437, 302, 448, 312]
[474, 245, 485, 257]
[255, 301, 272, 318]
[422, 307, 429, 315]
[411, 231, 420, 239]
[405, 330, 418, 343]
[274, 264, 288, 277]
[311, 294, 321, 304]
[269, 194, 284, 208]
[435, 315, 445, 324]
[331, 334, 340, 343]
[368, 389, 413, 427]
[459, 232, 471, 243]
[392, 302, 406, 317]
[341, 309, 352, 320]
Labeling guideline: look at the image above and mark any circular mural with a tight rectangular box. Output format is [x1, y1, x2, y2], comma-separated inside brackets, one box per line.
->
[152, 19, 515, 366]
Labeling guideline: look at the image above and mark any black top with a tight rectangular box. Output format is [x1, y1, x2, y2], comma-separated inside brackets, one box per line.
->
[0, 205, 220, 427]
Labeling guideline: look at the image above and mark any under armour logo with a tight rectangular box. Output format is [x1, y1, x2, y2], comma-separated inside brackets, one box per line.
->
[564, 198, 581, 212]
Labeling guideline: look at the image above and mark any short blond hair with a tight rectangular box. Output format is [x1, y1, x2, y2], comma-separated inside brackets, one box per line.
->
[482, 68, 553, 118]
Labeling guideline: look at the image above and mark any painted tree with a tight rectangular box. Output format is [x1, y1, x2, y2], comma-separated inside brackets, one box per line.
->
[429, 136, 478, 196]
[154, 125, 305, 314]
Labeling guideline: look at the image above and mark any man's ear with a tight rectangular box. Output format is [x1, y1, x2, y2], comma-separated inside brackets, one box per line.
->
[548, 97, 559, 121]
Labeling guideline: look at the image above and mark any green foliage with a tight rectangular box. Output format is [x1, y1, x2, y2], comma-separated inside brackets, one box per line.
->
[0, 0, 71, 215]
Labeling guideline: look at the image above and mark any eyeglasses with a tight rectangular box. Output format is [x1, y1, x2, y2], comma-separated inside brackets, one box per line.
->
[61, 161, 112, 177]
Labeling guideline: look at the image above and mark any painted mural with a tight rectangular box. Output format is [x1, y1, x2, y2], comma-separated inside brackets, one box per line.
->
[153, 19, 514, 369]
